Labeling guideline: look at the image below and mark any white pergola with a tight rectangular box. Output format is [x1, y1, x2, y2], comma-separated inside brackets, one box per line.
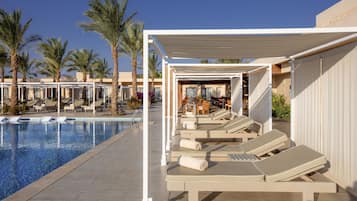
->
[0, 82, 109, 115]
[142, 27, 357, 201]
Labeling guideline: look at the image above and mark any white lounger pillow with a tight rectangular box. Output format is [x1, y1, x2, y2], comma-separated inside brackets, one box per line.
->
[180, 139, 202, 150]
[179, 156, 208, 171]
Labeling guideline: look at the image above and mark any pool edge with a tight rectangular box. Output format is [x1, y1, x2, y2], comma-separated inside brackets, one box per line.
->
[3, 123, 141, 201]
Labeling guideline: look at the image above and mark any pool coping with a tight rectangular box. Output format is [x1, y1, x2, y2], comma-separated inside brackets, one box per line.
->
[4, 123, 141, 201]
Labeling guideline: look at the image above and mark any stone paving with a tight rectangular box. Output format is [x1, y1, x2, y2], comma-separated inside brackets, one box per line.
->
[5, 103, 357, 201]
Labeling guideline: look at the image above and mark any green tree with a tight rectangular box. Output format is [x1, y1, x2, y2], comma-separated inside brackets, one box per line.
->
[81, 0, 136, 115]
[37, 38, 70, 82]
[68, 49, 98, 102]
[120, 22, 143, 98]
[93, 58, 111, 99]
[0, 45, 8, 82]
[17, 52, 36, 101]
[0, 9, 40, 114]
[149, 52, 160, 94]
[93, 58, 111, 83]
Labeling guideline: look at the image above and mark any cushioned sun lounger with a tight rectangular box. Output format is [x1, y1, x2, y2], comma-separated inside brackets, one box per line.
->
[179, 118, 260, 142]
[166, 145, 336, 201]
[182, 109, 226, 118]
[170, 129, 289, 161]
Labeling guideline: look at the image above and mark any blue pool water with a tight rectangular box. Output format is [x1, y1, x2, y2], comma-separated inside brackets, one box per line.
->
[0, 121, 131, 200]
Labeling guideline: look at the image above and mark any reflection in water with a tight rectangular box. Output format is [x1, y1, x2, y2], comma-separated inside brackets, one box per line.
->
[0, 121, 129, 200]
[9, 124, 19, 195]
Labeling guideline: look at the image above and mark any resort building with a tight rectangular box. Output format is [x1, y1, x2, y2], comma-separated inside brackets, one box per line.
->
[0, 71, 162, 106]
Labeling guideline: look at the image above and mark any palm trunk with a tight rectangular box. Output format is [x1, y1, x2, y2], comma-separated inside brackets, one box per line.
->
[22, 76, 26, 102]
[0, 67, 4, 82]
[111, 46, 118, 115]
[9, 52, 18, 115]
[56, 71, 61, 110]
[131, 56, 137, 98]
[83, 71, 87, 104]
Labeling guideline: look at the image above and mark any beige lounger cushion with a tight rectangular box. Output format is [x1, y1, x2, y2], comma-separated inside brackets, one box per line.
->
[167, 161, 264, 182]
[167, 145, 327, 183]
[170, 129, 288, 161]
[256, 145, 327, 182]
[239, 129, 288, 155]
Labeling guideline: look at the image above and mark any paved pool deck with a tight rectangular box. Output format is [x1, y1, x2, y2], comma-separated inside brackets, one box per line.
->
[5, 103, 357, 201]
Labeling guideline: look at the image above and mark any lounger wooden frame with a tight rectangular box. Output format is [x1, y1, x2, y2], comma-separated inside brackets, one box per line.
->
[167, 178, 336, 201]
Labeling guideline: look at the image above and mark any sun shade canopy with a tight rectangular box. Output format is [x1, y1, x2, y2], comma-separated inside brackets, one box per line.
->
[147, 27, 357, 59]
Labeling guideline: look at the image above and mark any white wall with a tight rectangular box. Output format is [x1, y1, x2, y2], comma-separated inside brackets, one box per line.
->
[249, 68, 272, 133]
[231, 77, 242, 115]
[293, 41, 357, 195]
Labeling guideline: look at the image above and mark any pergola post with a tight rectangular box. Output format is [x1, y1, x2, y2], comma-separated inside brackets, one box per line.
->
[142, 32, 151, 201]
[239, 73, 243, 116]
[175, 77, 178, 124]
[161, 57, 167, 166]
[1, 83, 3, 112]
[103, 87, 106, 108]
[268, 64, 273, 131]
[171, 73, 176, 137]
[93, 82, 96, 114]
[57, 83, 60, 115]
[166, 64, 171, 151]
[290, 59, 296, 142]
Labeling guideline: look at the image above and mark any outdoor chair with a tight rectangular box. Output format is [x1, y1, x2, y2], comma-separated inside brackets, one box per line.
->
[166, 145, 336, 201]
[64, 103, 75, 112]
[179, 117, 261, 142]
[169, 129, 289, 161]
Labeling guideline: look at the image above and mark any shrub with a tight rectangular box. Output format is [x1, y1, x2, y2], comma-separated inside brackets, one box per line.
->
[127, 96, 141, 110]
[272, 93, 290, 120]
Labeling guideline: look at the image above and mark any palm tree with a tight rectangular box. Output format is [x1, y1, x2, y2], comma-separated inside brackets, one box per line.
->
[17, 52, 36, 101]
[37, 38, 70, 82]
[68, 49, 98, 102]
[0, 9, 40, 114]
[94, 58, 111, 83]
[0, 45, 8, 82]
[120, 22, 143, 98]
[149, 52, 160, 95]
[18, 52, 36, 82]
[94, 58, 111, 99]
[81, 0, 136, 115]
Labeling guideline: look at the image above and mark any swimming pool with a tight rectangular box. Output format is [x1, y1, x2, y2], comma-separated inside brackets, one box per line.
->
[0, 120, 132, 200]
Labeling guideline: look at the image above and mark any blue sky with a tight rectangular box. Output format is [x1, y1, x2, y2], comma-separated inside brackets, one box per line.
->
[1, 0, 340, 73]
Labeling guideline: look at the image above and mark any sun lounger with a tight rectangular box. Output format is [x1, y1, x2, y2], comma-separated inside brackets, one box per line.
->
[182, 109, 226, 118]
[180, 115, 245, 130]
[179, 117, 261, 142]
[170, 129, 289, 161]
[64, 103, 75, 112]
[166, 145, 336, 201]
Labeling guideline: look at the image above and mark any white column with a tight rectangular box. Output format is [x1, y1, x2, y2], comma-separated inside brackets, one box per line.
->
[57, 83, 60, 115]
[175, 78, 178, 124]
[166, 65, 171, 151]
[290, 60, 296, 142]
[103, 87, 106, 108]
[161, 57, 167, 166]
[142, 32, 151, 201]
[171, 73, 176, 137]
[93, 82, 96, 114]
[239, 73, 243, 116]
[1, 83, 4, 112]
[268, 64, 273, 131]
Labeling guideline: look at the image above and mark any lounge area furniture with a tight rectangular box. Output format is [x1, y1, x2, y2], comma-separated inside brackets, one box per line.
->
[179, 117, 261, 142]
[166, 145, 336, 201]
[170, 129, 289, 161]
